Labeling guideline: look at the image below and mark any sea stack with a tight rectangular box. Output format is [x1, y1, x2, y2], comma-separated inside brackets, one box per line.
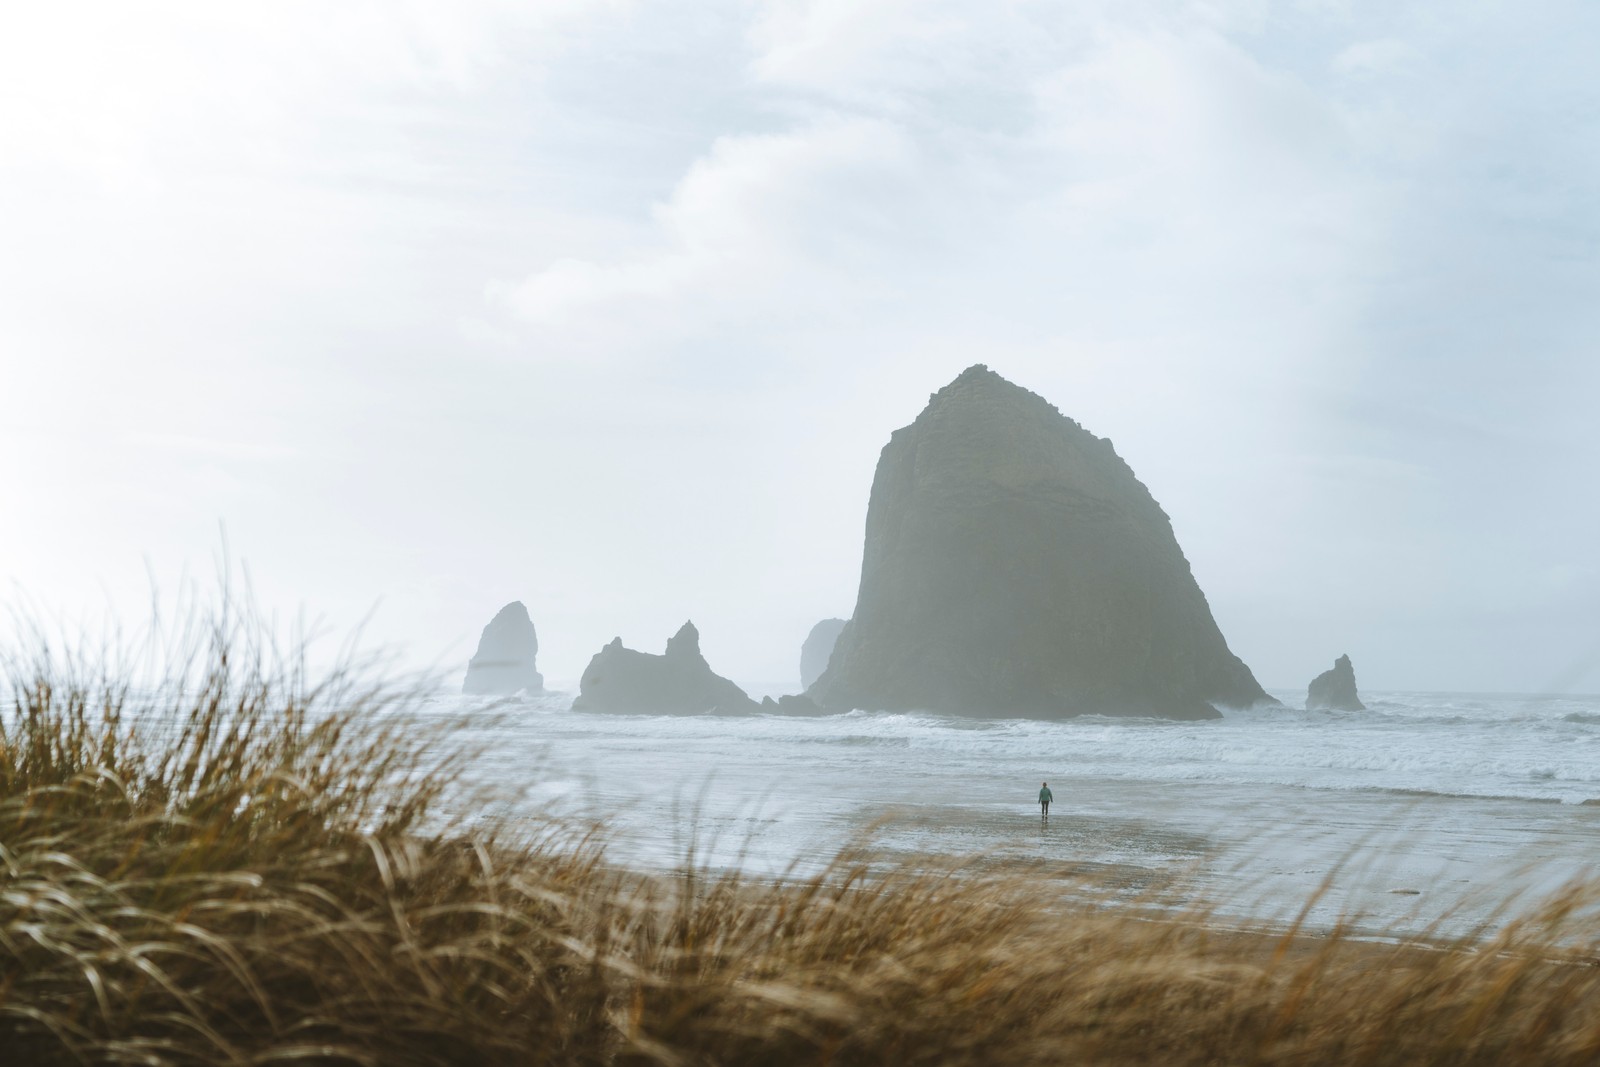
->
[799, 618, 848, 690]
[808, 365, 1274, 720]
[1306, 654, 1365, 711]
[462, 601, 544, 695]
[571, 621, 758, 715]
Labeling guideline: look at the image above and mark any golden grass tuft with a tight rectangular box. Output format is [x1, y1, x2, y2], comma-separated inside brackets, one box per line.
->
[4, 609, 1600, 1065]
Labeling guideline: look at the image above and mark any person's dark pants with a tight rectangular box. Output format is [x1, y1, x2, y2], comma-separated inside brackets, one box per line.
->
[1041, 802, 1049, 816]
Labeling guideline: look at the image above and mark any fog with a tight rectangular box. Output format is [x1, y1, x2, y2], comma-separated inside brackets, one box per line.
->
[3, 0, 1598, 694]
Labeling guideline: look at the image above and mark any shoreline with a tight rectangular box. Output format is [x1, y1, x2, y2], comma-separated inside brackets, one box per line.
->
[586, 795, 1591, 949]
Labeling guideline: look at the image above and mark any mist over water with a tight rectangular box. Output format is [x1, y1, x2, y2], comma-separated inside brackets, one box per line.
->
[437, 687, 1600, 939]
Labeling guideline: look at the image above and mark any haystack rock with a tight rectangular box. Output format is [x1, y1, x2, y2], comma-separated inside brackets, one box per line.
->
[462, 601, 544, 695]
[800, 618, 848, 690]
[1306, 654, 1365, 711]
[571, 621, 758, 715]
[808, 365, 1275, 721]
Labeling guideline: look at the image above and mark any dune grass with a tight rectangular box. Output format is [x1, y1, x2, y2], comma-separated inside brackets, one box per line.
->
[5, 611, 1600, 1065]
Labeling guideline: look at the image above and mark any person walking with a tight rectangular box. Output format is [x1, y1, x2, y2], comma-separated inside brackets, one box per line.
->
[1039, 781, 1053, 818]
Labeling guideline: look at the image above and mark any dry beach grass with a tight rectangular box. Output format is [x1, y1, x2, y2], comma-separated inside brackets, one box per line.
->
[5, 609, 1600, 1065]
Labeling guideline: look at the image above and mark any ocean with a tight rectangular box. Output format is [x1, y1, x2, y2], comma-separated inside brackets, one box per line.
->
[435, 686, 1600, 939]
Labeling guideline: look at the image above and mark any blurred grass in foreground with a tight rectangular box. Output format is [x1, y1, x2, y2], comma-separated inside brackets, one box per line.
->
[4, 605, 1600, 1066]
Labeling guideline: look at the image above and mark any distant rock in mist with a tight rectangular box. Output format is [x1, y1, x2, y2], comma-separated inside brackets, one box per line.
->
[462, 601, 544, 696]
[571, 621, 758, 715]
[799, 618, 848, 690]
[1306, 654, 1365, 711]
[760, 693, 826, 716]
[808, 364, 1276, 721]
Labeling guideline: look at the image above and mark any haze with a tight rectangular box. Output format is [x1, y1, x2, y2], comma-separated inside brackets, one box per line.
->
[3, 0, 1597, 694]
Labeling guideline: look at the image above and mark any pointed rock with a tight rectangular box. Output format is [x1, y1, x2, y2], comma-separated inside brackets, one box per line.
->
[800, 618, 848, 690]
[462, 601, 544, 695]
[1307, 654, 1365, 711]
[665, 620, 702, 661]
[571, 621, 758, 715]
[808, 365, 1275, 720]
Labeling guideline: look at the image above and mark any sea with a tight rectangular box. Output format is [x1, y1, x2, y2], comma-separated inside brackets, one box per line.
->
[432, 685, 1600, 940]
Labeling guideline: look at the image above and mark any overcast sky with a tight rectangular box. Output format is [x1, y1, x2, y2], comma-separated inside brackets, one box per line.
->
[3, 0, 1598, 694]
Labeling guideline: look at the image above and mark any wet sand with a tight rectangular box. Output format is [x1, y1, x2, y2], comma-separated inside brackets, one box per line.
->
[779, 796, 1600, 944]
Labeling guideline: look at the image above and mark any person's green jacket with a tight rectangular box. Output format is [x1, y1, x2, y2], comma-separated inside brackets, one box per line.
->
[1039, 786, 1053, 804]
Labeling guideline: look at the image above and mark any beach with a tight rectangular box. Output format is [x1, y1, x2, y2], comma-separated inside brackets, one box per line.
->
[444, 685, 1600, 942]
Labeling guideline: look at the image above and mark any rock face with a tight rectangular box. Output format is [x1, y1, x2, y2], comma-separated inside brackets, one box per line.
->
[800, 618, 848, 690]
[462, 601, 544, 695]
[1306, 654, 1365, 711]
[808, 365, 1275, 721]
[571, 621, 758, 715]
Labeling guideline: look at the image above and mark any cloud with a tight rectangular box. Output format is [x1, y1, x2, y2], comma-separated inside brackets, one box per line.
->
[1333, 38, 1423, 79]
[492, 0, 1387, 394]
[747, 0, 1011, 106]
[0, 0, 624, 189]
[491, 116, 922, 328]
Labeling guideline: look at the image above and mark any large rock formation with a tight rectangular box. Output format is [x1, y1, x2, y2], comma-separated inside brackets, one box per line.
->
[800, 618, 848, 690]
[1306, 654, 1365, 711]
[808, 365, 1275, 721]
[462, 601, 544, 695]
[571, 621, 758, 715]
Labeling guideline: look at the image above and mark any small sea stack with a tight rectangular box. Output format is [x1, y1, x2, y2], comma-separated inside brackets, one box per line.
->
[809, 364, 1275, 721]
[799, 618, 848, 690]
[1307, 654, 1365, 711]
[760, 694, 826, 715]
[572, 621, 758, 715]
[463, 601, 545, 695]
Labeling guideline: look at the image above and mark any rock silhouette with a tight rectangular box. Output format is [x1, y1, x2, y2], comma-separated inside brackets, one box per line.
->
[800, 618, 848, 690]
[760, 694, 826, 716]
[572, 621, 758, 715]
[1307, 654, 1365, 711]
[462, 601, 544, 695]
[808, 364, 1275, 720]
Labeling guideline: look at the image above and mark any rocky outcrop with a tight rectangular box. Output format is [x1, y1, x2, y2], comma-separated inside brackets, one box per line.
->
[462, 601, 544, 695]
[571, 621, 758, 715]
[800, 618, 848, 690]
[808, 364, 1275, 721]
[1306, 654, 1365, 711]
[760, 693, 826, 716]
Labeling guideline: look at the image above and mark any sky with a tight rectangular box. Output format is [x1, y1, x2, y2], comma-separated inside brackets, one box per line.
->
[2, 0, 1598, 695]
